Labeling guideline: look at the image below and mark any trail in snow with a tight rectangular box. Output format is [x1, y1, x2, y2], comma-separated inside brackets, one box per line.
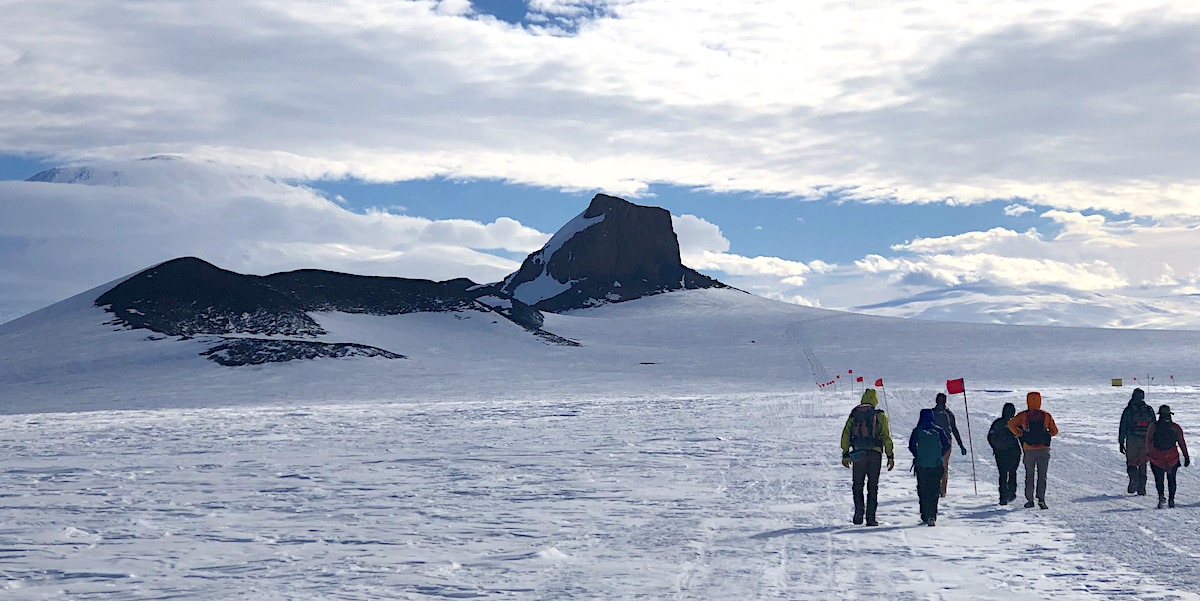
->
[2, 387, 1198, 599]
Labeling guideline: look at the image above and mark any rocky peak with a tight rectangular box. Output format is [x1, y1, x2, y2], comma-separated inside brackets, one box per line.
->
[499, 194, 725, 312]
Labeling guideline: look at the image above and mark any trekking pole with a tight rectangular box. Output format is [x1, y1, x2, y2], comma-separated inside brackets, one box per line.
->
[961, 387, 978, 495]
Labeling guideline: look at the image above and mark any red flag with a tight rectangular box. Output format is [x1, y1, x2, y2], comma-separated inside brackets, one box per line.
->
[848, 369, 853, 374]
[836, 374, 840, 379]
[874, 378, 883, 387]
[946, 378, 965, 394]
[856, 376, 863, 383]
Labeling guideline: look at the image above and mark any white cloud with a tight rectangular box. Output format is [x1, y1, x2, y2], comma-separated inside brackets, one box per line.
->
[0, 1, 1198, 216]
[0, 159, 548, 316]
[1004, 204, 1034, 217]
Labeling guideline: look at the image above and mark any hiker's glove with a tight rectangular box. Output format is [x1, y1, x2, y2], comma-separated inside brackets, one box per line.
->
[842, 454, 851, 468]
[1119, 443, 1126, 455]
[959, 446, 967, 456]
[1186, 456, 1192, 468]
[887, 456, 895, 471]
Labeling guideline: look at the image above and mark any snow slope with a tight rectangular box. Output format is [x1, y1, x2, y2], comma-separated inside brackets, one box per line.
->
[4, 287, 1200, 598]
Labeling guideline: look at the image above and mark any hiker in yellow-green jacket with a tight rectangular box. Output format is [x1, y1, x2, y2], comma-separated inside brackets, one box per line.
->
[840, 388, 895, 526]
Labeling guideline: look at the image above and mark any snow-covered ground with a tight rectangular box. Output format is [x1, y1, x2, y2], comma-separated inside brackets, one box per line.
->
[4, 288, 1200, 598]
[3, 387, 1200, 599]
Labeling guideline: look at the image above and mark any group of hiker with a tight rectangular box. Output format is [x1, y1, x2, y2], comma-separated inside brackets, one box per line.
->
[839, 387, 1190, 526]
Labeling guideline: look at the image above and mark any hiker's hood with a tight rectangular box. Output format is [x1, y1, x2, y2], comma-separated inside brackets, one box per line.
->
[861, 388, 878, 408]
[1128, 388, 1147, 408]
[1026, 392, 1042, 411]
[917, 408, 936, 429]
[1002, 402, 1017, 419]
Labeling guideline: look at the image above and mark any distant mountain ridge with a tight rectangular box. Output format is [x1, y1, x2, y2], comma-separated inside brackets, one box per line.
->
[44, 193, 728, 365]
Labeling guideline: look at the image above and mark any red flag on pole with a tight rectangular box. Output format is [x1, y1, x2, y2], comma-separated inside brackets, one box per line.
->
[856, 376, 863, 383]
[874, 378, 883, 387]
[836, 375, 840, 379]
[848, 369, 853, 374]
[946, 378, 965, 394]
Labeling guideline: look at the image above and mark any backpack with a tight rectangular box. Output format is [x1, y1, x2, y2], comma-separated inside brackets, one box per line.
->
[1152, 422, 1178, 451]
[1130, 405, 1155, 438]
[849, 405, 881, 450]
[913, 428, 944, 468]
[932, 407, 952, 433]
[1021, 410, 1052, 447]
[988, 419, 1019, 451]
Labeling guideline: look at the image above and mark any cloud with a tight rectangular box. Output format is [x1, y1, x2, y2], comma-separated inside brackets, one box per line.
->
[0, 159, 548, 316]
[841, 210, 1200, 306]
[672, 214, 821, 283]
[0, 1, 1198, 216]
[1004, 204, 1034, 217]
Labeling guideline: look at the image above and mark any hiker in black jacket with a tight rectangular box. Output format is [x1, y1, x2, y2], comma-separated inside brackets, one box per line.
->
[1118, 388, 1155, 495]
[931, 393, 968, 497]
[987, 402, 1021, 504]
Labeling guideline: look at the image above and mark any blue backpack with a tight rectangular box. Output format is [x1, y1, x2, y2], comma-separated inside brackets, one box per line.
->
[913, 428, 944, 469]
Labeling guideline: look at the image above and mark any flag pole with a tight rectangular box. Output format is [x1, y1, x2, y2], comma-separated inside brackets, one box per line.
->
[881, 383, 891, 416]
[961, 387, 978, 495]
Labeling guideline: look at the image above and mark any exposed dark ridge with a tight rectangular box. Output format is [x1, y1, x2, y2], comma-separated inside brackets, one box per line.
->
[96, 257, 323, 337]
[264, 269, 481, 314]
[94, 257, 560, 342]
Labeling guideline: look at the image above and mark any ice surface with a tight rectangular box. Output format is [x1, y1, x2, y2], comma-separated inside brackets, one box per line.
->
[3, 287, 1200, 598]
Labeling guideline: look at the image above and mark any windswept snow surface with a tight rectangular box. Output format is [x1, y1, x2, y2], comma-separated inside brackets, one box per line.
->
[5, 288, 1200, 597]
[3, 389, 1200, 599]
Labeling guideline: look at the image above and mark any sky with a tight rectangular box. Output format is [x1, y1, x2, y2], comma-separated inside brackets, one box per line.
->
[1, 0, 1199, 327]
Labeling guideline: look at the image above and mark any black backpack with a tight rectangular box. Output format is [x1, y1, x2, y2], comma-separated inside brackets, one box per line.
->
[932, 407, 952, 433]
[1022, 410, 1052, 447]
[988, 419, 1019, 451]
[1153, 422, 1178, 451]
[1130, 405, 1155, 438]
[849, 405, 881, 450]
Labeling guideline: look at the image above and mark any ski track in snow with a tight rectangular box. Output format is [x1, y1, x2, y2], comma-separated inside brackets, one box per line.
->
[2, 389, 1200, 599]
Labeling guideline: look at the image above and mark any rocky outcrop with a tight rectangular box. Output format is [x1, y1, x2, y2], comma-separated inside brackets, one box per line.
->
[200, 338, 404, 366]
[499, 194, 726, 312]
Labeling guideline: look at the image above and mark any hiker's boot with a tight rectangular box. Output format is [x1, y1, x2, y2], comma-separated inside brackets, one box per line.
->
[1127, 467, 1137, 494]
[1037, 498, 1048, 510]
[852, 512, 864, 525]
[1169, 496, 1176, 508]
[1137, 471, 1148, 496]
[1023, 500, 1035, 508]
[1157, 496, 1166, 509]
[927, 517, 936, 527]
[865, 519, 878, 527]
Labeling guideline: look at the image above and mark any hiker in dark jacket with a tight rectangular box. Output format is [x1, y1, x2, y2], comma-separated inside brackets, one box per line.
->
[1145, 405, 1191, 509]
[1008, 391, 1059, 509]
[987, 402, 1021, 505]
[910, 408, 951, 526]
[1118, 388, 1155, 495]
[840, 389, 895, 526]
[931, 393, 968, 497]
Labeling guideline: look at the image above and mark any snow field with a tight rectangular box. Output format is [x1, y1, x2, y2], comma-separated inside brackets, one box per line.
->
[2, 386, 1199, 599]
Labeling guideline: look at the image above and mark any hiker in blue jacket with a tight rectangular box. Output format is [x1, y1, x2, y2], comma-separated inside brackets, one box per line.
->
[910, 408, 952, 526]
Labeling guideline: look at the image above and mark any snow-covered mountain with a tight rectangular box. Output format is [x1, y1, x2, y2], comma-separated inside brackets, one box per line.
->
[855, 284, 1200, 330]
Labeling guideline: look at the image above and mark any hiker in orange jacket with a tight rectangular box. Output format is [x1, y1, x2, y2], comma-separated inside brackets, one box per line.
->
[1007, 391, 1059, 509]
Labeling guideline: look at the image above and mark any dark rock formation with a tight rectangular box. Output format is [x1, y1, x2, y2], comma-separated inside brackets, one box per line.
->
[201, 338, 404, 366]
[97, 257, 324, 337]
[499, 194, 726, 312]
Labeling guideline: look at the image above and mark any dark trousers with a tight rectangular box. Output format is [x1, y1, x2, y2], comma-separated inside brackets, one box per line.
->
[852, 451, 883, 521]
[995, 449, 1021, 501]
[1126, 438, 1149, 493]
[1152, 464, 1179, 500]
[915, 466, 942, 521]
